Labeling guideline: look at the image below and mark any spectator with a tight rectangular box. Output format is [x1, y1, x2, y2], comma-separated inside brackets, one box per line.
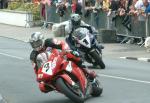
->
[133, 0, 150, 14]
[134, 0, 144, 10]
[107, 0, 120, 17]
[84, 0, 94, 18]
[56, 0, 70, 17]
[92, 0, 103, 28]
[40, 0, 53, 28]
[102, 0, 110, 11]
[0, 0, 2, 9]
[0, 0, 8, 9]
[71, 0, 82, 15]
[143, 0, 150, 13]
[128, 0, 138, 15]
[93, 0, 103, 12]
[109, 0, 119, 11]
[33, 0, 40, 4]
[118, 0, 127, 16]
[107, 0, 120, 29]
[121, 0, 133, 31]
[40, 0, 52, 20]
[78, 0, 83, 5]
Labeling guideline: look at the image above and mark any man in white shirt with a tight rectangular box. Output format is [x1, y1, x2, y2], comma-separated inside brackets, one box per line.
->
[134, 0, 145, 11]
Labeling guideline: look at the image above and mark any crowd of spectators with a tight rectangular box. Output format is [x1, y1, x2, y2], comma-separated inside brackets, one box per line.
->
[32, 0, 150, 29]
[1, 0, 150, 40]
[1, 0, 150, 26]
[32, 0, 150, 45]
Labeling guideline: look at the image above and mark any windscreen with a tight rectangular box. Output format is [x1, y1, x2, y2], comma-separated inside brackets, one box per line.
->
[73, 28, 89, 40]
[36, 52, 49, 69]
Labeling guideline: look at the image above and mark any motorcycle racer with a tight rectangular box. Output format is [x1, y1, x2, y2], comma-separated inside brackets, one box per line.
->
[29, 32, 96, 93]
[52, 13, 104, 51]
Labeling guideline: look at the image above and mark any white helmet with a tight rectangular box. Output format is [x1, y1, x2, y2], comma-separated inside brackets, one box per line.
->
[29, 32, 44, 51]
[70, 13, 81, 28]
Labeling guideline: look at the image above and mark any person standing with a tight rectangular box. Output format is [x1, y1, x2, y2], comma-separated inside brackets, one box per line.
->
[71, 0, 82, 15]
[0, 0, 8, 9]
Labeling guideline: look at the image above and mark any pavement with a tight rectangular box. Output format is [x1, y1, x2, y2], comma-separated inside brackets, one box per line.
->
[0, 23, 150, 102]
[0, 23, 150, 60]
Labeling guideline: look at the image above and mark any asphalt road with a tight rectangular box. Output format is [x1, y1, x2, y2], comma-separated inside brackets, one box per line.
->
[0, 37, 150, 103]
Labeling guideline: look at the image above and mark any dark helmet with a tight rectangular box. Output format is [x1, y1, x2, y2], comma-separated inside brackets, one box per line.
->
[29, 32, 44, 51]
[70, 13, 81, 28]
[44, 38, 56, 48]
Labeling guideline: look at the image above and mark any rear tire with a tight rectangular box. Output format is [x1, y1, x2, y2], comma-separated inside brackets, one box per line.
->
[56, 78, 84, 103]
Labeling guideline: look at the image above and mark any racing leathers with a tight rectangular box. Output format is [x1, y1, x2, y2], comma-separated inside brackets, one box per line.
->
[30, 38, 96, 93]
[52, 20, 104, 51]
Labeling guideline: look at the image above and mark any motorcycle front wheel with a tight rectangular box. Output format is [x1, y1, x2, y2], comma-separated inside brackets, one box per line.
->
[91, 79, 103, 97]
[90, 50, 105, 69]
[56, 78, 84, 103]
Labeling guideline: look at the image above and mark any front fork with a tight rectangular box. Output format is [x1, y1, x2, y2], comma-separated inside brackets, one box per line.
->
[94, 39, 104, 53]
[88, 48, 102, 64]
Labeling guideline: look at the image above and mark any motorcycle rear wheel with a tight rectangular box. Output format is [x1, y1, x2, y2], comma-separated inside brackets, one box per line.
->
[56, 78, 84, 103]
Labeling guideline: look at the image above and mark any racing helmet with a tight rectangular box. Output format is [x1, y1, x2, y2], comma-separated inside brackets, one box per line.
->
[29, 32, 44, 51]
[70, 13, 81, 28]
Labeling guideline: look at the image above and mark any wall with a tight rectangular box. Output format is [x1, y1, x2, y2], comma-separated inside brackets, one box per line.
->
[0, 10, 33, 27]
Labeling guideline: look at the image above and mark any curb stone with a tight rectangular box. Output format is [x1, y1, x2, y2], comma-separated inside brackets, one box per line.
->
[120, 57, 150, 62]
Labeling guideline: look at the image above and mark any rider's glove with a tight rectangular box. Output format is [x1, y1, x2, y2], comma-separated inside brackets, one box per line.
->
[71, 51, 80, 57]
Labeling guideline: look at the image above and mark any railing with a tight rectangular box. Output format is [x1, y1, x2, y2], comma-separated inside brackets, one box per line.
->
[41, 5, 150, 41]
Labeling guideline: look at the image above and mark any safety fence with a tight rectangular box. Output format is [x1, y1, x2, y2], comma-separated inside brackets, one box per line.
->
[42, 4, 150, 40]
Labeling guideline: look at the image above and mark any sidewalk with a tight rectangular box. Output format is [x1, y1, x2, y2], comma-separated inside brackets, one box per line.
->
[0, 23, 150, 60]
[0, 24, 54, 42]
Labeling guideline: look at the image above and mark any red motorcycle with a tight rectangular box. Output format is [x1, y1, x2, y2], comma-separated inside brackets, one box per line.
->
[36, 48, 103, 103]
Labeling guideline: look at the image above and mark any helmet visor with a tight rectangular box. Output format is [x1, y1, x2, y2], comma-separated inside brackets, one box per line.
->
[30, 40, 43, 49]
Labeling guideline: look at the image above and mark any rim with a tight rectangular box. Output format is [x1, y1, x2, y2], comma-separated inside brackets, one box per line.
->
[65, 82, 84, 98]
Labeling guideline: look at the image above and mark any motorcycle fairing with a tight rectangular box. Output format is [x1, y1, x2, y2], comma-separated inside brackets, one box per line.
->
[63, 61, 87, 94]
[77, 34, 91, 48]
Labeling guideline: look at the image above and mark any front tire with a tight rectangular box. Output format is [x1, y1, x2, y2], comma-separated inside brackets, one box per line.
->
[56, 78, 84, 103]
[90, 50, 105, 69]
[91, 79, 103, 97]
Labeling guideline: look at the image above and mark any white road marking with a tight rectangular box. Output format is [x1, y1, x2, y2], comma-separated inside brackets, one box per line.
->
[0, 94, 7, 103]
[0, 94, 2, 101]
[120, 57, 150, 62]
[138, 58, 150, 62]
[99, 74, 150, 84]
[120, 57, 126, 59]
[0, 52, 24, 60]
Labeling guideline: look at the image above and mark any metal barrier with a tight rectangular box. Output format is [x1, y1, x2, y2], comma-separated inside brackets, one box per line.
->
[146, 14, 150, 37]
[41, 3, 72, 28]
[42, 5, 150, 40]
[83, 11, 107, 29]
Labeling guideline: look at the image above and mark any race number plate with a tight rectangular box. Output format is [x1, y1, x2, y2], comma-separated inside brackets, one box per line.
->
[42, 58, 57, 75]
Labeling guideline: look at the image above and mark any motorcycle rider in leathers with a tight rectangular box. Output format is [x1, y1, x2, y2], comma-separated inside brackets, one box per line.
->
[52, 13, 104, 51]
[29, 32, 96, 93]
